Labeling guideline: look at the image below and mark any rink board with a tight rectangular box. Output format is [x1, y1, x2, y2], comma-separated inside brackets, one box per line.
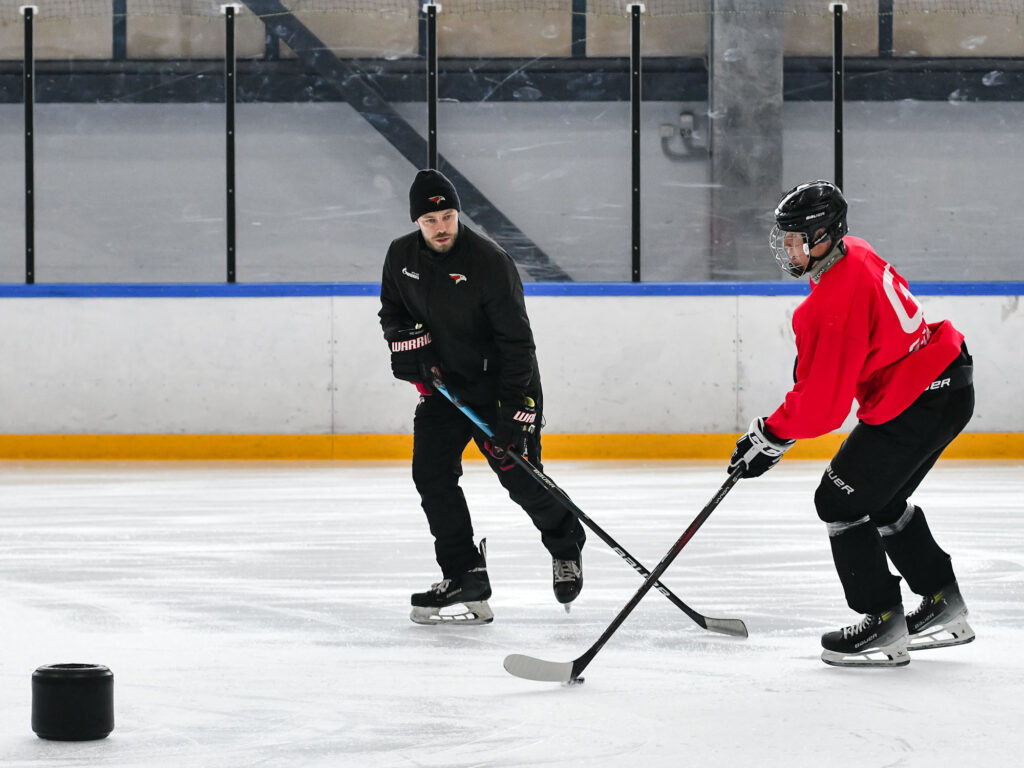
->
[0, 285, 1020, 457]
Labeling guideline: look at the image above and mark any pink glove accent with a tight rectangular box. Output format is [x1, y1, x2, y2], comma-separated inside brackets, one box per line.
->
[413, 382, 432, 396]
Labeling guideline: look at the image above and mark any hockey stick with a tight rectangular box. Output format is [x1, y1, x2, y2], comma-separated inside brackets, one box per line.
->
[431, 377, 747, 638]
[504, 467, 744, 684]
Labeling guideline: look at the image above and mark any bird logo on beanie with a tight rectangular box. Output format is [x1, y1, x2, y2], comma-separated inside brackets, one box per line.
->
[428, 196, 446, 205]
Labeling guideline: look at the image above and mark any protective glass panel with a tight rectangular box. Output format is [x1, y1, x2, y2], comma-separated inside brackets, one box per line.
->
[0, 104, 23, 282]
[34, 103, 224, 282]
[0, 1, 1020, 282]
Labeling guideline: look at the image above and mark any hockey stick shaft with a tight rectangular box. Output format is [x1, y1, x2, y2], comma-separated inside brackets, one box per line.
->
[431, 379, 746, 638]
[506, 467, 743, 683]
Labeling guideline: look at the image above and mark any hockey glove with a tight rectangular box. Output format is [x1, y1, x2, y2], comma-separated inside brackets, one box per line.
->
[386, 325, 440, 385]
[486, 396, 538, 465]
[728, 417, 795, 478]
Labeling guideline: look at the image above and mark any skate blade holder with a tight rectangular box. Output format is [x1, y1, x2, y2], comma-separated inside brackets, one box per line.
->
[32, 663, 114, 741]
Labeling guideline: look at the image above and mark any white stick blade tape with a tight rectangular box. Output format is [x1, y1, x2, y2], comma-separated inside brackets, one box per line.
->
[503, 654, 573, 683]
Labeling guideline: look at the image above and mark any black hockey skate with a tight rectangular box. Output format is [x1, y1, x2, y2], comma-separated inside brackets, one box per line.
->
[410, 539, 493, 625]
[552, 553, 583, 612]
[906, 581, 975, 651]
[821, 605, 910, 668]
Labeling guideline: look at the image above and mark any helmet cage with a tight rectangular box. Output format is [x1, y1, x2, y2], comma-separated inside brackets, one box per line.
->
[770, 180, 849, 278]
[769, 226, 810, 277]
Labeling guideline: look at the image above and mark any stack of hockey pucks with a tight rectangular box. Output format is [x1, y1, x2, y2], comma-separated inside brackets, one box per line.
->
[31, 663, 114, 741]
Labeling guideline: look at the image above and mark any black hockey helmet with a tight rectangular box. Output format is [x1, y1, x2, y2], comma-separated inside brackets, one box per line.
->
[770, 180, 849, 277]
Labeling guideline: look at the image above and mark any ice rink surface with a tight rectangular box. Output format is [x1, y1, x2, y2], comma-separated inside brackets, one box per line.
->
[1, 459, 1022, 767]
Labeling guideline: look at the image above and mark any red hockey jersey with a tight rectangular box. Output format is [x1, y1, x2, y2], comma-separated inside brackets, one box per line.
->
[765, 236, 964, 440]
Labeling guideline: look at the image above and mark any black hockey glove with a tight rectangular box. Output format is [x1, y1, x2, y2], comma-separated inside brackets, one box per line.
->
[386, 325, 440, 385]
[486, 396, 538, 465]
[728, 417, 795, 478]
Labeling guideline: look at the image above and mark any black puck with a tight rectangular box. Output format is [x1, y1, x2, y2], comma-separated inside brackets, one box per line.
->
[32, 663, 114, 741]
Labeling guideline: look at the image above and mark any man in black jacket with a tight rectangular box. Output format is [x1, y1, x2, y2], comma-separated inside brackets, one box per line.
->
[379, 169, 585, 625]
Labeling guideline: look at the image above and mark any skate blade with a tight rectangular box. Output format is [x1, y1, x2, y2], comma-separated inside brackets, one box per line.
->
[908, 617, 976, 651]
[410, 600, 494, 626]
[821, 643, 910, 668]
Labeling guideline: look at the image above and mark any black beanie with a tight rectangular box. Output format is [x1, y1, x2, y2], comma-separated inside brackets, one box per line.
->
[409, 169, 461, 222]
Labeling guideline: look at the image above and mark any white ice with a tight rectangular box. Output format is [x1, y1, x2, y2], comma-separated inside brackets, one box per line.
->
[1, 459, 1022, 767]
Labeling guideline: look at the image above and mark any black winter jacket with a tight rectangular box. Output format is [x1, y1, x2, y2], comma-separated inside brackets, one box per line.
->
[379, 222, 541, 406]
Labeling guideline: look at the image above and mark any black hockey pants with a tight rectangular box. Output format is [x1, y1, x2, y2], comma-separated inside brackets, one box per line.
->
[411, 391, 586, 579]
[814, 345, 974, 615]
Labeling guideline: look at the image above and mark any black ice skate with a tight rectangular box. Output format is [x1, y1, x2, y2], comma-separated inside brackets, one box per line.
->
[410, 539, 493, 625]
[820, 605, 910, 668]
[552, 553, 583, 612]
[906, 581, 975, 651]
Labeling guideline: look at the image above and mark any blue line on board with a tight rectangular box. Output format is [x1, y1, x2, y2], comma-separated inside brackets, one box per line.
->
[0, 283, 380, 298]
[0, 282, 1021, 298]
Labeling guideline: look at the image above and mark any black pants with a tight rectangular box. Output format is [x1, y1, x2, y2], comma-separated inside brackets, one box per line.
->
[412, 391, 586, 579]
[814, 350, 974, 615]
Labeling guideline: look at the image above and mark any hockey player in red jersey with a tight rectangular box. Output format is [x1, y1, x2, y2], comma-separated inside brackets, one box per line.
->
[728, 180, 976, 667]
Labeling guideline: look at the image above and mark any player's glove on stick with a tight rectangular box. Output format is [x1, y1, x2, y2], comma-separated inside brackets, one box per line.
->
[386, 325, 440, 385]
[486, 396, 538, 465]
[728, 417, 795, 478]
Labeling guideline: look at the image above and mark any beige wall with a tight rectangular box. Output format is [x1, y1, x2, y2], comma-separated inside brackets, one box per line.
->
[0, 9, 418, 62]
[3, 6, 1023, 61]
[0, 293, 1018, 435]
[437, 10, 571, 58]
[588, 13, 708, 57]
[588, 11, 879, 58]
[127, 14, 265, 59]
[784, 11, 879, 57]
[284, 11, 418, 60]
[894, 5, 1024, 57]
[128, 11, 418, 61]
[0, 16, 111, 60]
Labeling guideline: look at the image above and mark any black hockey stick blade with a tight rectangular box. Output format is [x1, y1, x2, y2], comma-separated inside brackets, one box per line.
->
[504, 469, 743, 684]
[430, 376, 748, 638]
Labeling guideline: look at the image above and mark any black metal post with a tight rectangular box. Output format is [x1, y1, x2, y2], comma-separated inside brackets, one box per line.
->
[571, 0, 587, 58]
[112, 0, 127, 61]
[878, 0, 894, 59]
[832, 2, 845, 190]
[22, 5, 36, 284]
[629, 3, 642, 282]
[425, 2, 438, 169]
[224, 5, 238, 283]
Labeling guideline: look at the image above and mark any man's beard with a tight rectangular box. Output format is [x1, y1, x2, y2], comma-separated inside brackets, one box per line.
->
[428, 231, 457, 253]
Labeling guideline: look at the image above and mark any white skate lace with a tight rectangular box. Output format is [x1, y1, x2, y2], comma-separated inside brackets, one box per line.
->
[430, 579, 452, 594]
[909, 594, 930, 621]
[841, 614, 874, 639]
[553, 559, 581, 583]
